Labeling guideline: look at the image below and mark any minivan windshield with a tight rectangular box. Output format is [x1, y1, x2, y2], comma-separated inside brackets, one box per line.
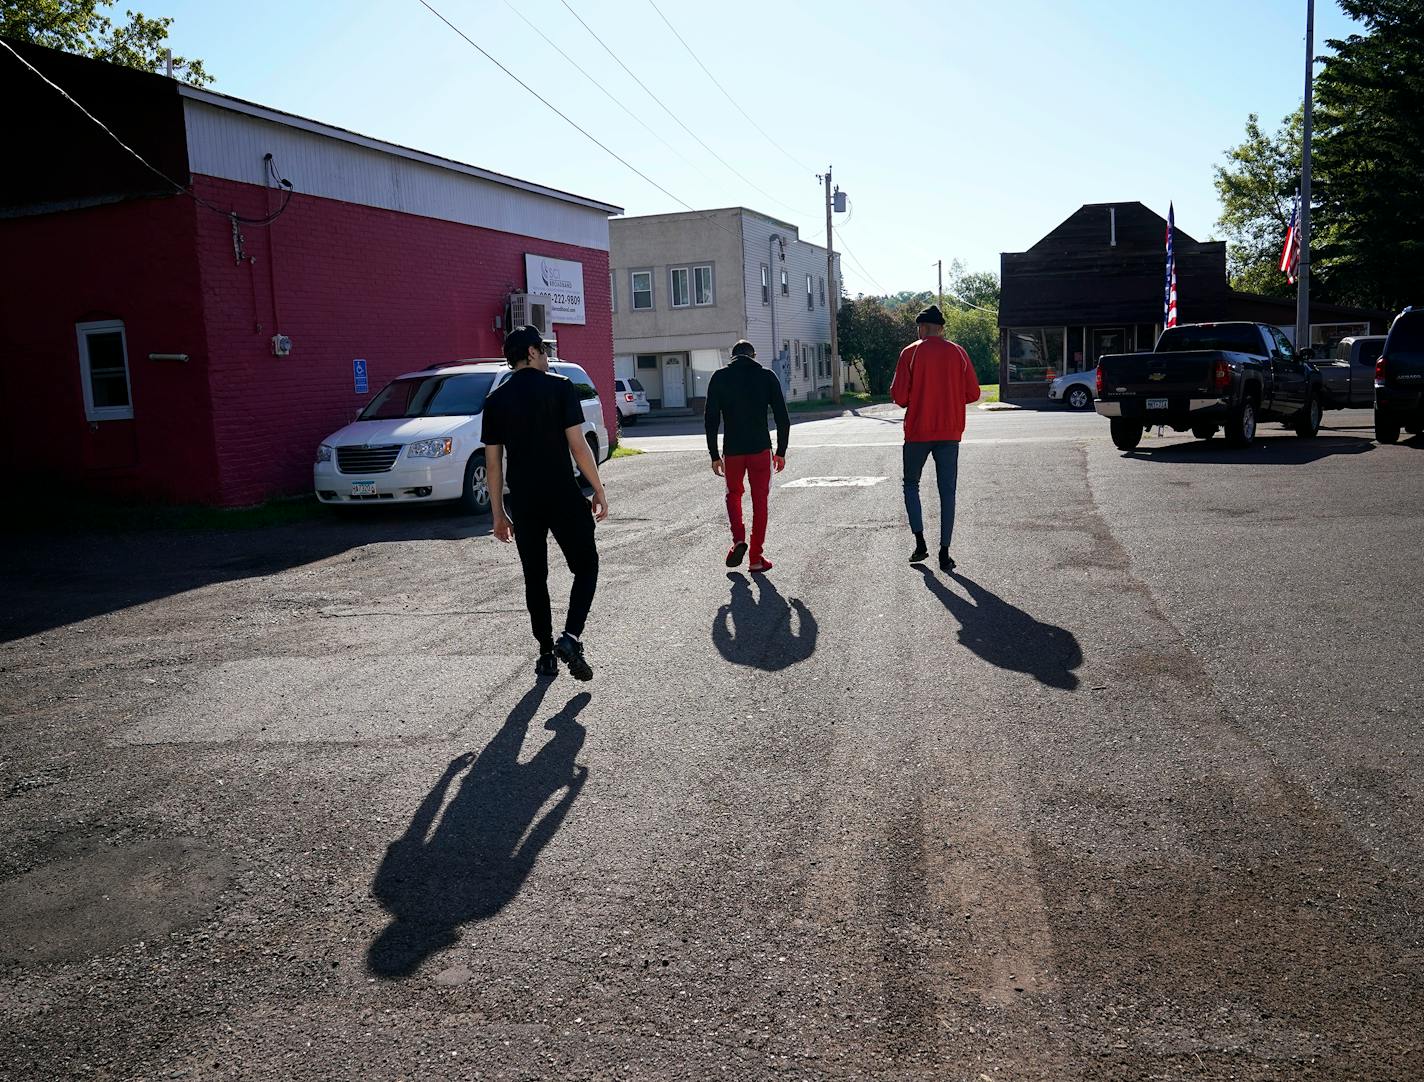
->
[1155, 325, 1267, 356]
[359, 372, 497, 420]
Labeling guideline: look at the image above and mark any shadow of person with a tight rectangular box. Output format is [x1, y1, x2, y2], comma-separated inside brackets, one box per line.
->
[367, 686, 590, 980]
[712, 572, 818, 671]
[915, 567, 1082, 690]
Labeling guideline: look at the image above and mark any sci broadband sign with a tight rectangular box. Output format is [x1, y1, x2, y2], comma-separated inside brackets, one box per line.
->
[525, 254, 585, 326]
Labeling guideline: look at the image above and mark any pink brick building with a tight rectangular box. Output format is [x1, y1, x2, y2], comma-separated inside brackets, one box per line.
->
[1, 42, 621, 506]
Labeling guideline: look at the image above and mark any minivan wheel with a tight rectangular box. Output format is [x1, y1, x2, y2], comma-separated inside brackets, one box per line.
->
[1066, 385, 1092, 410]
[461, 454, 492, 515]
[1224, 399, 1257, 447]
[1295, 394, 1322, 438]
[1109, 417, 1143, 452]
[1192, 424, 1218, 441]
[1375, 410, 1400, 444]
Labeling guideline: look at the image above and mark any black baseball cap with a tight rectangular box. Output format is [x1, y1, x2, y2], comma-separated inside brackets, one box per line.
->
[503, 325, 546, 365]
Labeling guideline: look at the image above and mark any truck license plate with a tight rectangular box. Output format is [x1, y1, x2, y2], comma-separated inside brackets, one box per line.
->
[350, 481, 376, 496]
[1146, 397, 1169, 411]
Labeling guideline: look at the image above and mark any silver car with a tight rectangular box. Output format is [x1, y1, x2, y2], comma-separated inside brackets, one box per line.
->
[1047, 369, 1097, 410]
[614, 377, 651, 423]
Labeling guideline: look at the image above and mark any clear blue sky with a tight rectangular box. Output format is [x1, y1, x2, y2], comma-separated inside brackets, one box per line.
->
[149, 0, 1354, 297]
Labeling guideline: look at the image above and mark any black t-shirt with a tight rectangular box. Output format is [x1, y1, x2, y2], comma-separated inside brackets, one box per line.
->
[481, 367, 585, 504]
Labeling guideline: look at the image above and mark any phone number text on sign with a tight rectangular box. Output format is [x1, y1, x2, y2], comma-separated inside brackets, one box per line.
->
[525, 254, 586, 326]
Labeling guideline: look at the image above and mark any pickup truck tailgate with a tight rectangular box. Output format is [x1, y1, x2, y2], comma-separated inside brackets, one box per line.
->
[1098, 350, 1220, 397]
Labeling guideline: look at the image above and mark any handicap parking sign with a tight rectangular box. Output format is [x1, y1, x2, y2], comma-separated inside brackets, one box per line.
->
[353, 358, 368, 394]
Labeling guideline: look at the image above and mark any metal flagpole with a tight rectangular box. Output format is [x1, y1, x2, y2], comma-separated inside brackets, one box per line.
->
[1296, 0, 1314, 351]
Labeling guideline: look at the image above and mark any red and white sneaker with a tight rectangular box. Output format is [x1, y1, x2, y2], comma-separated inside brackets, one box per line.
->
[748, 557, 773, 573]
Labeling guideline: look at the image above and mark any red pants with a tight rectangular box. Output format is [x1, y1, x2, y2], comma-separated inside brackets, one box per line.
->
[723, 451, 772, 561]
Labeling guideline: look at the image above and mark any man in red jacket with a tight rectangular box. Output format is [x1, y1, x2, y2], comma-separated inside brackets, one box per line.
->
[890, 304, 981, 570]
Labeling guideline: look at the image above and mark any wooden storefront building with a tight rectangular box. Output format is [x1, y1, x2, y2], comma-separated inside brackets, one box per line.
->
[999, 202, 1387, 398]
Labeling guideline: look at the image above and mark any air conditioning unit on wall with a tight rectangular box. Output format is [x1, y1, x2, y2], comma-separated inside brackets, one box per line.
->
[508, 292, 554, 336]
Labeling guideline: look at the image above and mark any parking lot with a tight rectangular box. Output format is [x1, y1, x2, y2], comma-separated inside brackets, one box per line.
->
[2, 405, 1421, 1080]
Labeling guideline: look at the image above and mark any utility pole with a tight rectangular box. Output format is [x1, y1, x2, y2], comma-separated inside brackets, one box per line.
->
[935, 259, 943, 313]
[1296, 0, 1314, 352]
[821, 165, 843, 404]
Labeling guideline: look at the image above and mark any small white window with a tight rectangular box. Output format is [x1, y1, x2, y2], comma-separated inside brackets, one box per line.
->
[806, 275, 814, 310]
[780, 269, 788, 296]
[670, 266, 690, 308]
[631, 270, 653, 310]
[76, 319, 133, 421]
[760, 264, 769, 305]
[693, 264, 713, 306]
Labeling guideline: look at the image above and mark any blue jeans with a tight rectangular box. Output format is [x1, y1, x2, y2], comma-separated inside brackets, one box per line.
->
[902, 440, 960, 547]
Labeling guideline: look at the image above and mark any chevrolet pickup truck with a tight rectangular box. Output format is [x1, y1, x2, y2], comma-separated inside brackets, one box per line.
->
[1094, 322, 1322, 451]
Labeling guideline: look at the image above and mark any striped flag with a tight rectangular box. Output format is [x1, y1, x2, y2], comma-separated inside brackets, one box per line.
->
[1280, 190, 1302, 285]
[1164, 202, 1178, 328]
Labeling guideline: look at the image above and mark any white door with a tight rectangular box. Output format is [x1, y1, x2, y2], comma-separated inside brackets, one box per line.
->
[662, 355, 686, 408]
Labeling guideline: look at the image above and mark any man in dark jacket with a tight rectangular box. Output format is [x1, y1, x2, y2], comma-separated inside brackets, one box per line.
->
[483, 325, 608, 681]
[704, 340, 791, 572]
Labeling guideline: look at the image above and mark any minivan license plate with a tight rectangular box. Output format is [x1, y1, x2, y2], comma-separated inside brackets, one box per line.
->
[1146, 397, 1168, 411]
[351, 481, 376, 496]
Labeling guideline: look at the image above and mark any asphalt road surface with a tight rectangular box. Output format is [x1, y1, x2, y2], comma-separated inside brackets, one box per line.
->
[2, 406, 1421, 1080]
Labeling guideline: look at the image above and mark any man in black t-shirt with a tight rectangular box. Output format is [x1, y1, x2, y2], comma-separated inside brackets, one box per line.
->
[482, 326, 608, 681]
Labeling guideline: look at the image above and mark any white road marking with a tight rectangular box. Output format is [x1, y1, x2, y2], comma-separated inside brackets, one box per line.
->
[781, 476, 888, 488]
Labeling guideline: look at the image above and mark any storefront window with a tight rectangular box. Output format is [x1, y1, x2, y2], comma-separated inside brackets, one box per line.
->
[1311, 322, 1369, 354]
[1006, 327, 1065, 382]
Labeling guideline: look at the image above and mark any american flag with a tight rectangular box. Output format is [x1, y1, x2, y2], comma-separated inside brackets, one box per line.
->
[1280, 189, 1302, 285]
[1164, 202, 1178, 328]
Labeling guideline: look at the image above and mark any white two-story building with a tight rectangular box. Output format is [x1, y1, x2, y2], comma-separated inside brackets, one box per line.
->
[610, 207, 847, 411]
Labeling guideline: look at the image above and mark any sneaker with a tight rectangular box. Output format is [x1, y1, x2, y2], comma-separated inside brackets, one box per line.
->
[748, 558, 773, 573]
[535, 651, 559, 679]
[725, 541, 748, 568]
[938, 549, 956, 572]
[554, 632, 593, 681]
[909, 541, 929, 564]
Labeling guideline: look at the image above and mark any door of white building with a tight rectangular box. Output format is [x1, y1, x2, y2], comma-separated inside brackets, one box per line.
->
[661, 354, 687, 408]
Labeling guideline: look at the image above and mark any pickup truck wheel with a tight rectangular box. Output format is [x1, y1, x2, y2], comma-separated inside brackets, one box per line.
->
[1375, 411, 1400, 444]
[1191, 424, 1217, 441]
[461, 454, 492, 515]
[1109, 418, 1143, 452]
[1066, 385, 1093, 410]
[1224, 400, 1258, 448]
[1294, 394, 1322, 438]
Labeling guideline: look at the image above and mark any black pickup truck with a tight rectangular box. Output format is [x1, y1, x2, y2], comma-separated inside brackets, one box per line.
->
[1094, 322, 1323, 451]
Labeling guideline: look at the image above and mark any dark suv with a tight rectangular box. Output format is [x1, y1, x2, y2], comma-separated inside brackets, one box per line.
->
[1375, 307, 1424, 444]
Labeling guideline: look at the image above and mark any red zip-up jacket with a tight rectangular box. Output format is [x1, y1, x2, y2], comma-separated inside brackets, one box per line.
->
[890, 336, 981, 442]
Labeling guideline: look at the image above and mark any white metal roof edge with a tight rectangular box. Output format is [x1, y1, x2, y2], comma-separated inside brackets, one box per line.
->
[176, 84, 623, 217]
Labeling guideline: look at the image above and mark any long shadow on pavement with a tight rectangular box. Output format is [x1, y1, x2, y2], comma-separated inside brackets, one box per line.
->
[0, 505, 491, 642]
[916, 567, 1082, 690]
[1121, 433, 1374, 465]
[712, 572, 817, 671]
[367, 684, 589, 980]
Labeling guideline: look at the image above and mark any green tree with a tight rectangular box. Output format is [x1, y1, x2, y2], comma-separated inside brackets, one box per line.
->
[1313, 0, 1424, 311]
[946, 260, 1000, 311]
[837, 296, 914, 394]
[1213, 109, 1301, 297]
[943, 307, 1000, 384]
[1, 1, 213, 85]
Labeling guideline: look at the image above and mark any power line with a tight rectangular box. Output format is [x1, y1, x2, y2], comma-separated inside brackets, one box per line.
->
[0, 37, 295, 226]
[832, 225, 888, 296]
[499, 0, 717, 188]
[415, 0, 702, 218]
[557, 0, 813, 222]
[644, 0, 816, 178]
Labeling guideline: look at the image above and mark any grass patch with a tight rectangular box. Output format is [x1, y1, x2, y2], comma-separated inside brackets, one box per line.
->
[610, 444, 644, 458]
[979, 383, 1000, 404]
[786, 392, 892, 414]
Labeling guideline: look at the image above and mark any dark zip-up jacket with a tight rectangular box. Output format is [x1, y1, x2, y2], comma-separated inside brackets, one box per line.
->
[703, 356, 791, 460]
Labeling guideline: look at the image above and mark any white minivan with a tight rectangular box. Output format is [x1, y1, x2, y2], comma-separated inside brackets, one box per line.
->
[313, 359, 610, 514]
